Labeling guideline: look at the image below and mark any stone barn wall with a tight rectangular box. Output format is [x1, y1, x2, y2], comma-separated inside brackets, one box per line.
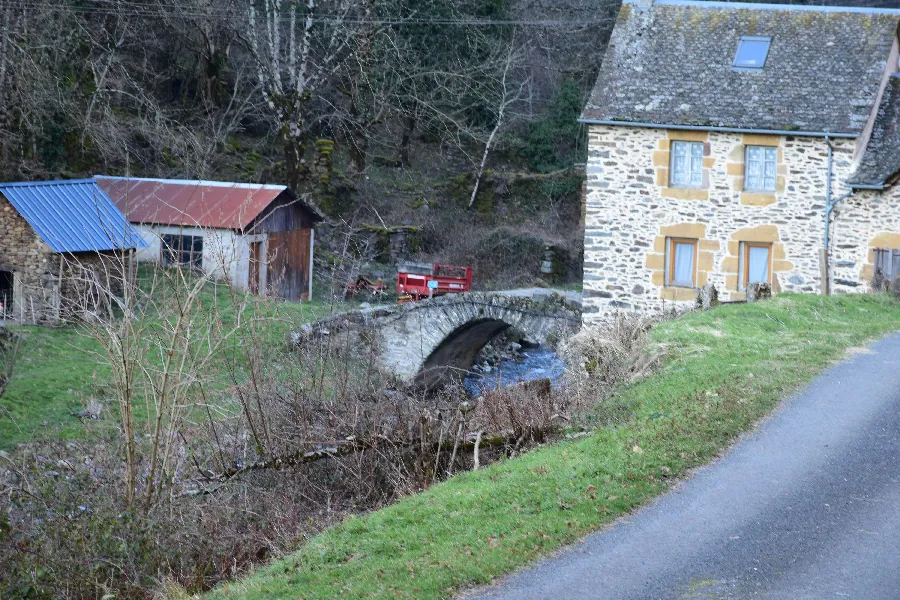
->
[0, 195, 57, 322]
[582, 124, 900, 324]
[0, 195, 131, 323]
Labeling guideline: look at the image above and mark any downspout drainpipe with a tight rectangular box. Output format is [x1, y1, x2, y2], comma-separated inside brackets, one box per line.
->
[822, 136, 854, 294]
[824, 191, 852, 253]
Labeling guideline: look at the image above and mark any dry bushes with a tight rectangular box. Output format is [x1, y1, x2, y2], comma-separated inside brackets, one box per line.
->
[559, 314, 662, 405]
[871, 269, 900, 298]
[0, 327, 18, 398]
[0, 438, 366, 599]
[0, 312, 567, 599]
[475, 379, 560, 449]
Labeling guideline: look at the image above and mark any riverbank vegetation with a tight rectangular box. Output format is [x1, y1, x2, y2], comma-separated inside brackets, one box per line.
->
[0, 263, 581, 599]
[205, 293, 900, 600]
[5, 285, 900, 599]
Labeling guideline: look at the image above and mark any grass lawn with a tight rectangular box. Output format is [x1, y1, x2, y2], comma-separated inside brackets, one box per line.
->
[207, 293, 900, 600]
[0, 272, 356, 449]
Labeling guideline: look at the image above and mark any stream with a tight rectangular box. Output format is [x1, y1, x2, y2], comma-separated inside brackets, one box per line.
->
[463, 345, 566, 396]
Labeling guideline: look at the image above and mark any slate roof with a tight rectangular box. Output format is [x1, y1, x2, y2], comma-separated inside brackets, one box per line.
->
[581, 0, 900, 135]
[848, 75, 900, 187]
[95, 176, 324, 230]
[0, 179, 146, 253]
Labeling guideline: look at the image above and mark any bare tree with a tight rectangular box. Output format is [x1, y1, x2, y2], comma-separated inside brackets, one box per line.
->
[245, 0, 356, 190]
[67, 250, 251, 504]
[469, 37, 529, 207]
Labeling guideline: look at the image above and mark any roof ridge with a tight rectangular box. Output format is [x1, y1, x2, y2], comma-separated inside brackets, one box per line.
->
[94, 175, 287, 191]
[0, 179, 97, 187]
[625, 0, 900, 16]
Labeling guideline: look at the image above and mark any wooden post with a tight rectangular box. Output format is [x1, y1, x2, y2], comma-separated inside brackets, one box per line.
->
[819, 248, 830, 295]
[56, 253, 64, 321]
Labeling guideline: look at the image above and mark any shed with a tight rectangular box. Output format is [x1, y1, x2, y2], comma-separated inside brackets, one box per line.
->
[96, 177, 324, 301]
[0, 179, 144, 323]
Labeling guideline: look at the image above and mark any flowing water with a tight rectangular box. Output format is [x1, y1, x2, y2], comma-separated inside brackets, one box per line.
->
[464, 345, 566, 396]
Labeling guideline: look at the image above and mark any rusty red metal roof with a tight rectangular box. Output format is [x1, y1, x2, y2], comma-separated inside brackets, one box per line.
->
[95, 176, 291, 230]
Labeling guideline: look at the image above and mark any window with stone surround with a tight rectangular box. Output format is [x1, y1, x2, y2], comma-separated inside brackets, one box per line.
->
[739, 242, 772, 290]
[665, 238, 698, 287]
[669, 141, 703, 188]
[744, 146, 777, 191]
[161, 234, 203, 269]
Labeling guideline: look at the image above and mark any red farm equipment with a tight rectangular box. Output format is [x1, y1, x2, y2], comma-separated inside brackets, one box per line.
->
[396, 262, 473, 302]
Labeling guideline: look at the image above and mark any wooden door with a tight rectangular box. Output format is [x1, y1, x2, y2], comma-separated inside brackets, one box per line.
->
[249, 241, 262, 294]
[0, 270, 12, 319]
[267, 229, 311, 301]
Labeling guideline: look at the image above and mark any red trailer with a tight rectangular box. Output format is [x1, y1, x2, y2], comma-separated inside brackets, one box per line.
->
[397, 263, 473, 302]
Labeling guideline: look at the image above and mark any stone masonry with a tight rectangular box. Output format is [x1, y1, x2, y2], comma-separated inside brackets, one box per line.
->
[293, 291, 582, 389]
[582, 125, 900, 323]
[0, 195, 130, 323]
[0, 195, 58, 322]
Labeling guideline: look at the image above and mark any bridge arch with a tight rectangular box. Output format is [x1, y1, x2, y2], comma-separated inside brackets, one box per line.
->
[414, 317, 513, 389]
[296, 291, 581, 390]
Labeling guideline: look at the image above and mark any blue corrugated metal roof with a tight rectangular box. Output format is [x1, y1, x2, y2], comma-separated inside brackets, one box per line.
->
[0, 179, 146, 253]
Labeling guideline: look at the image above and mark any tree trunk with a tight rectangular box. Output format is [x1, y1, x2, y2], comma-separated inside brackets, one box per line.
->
[399, 115, 415, 167]
[348, 131, 366, 178]
[347, 93, 367, 178]
[283, 131, 308, 191]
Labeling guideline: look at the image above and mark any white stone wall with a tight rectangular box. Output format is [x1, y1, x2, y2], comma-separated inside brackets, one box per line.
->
[131, 224, 260, 291]
[582, 124, 900, 323]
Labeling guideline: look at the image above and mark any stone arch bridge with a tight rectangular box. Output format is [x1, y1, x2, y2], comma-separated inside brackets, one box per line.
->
[293, 290, 582, 389]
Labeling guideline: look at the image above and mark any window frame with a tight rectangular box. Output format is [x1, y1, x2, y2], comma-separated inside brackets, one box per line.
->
[668, 141, 705, 189]
[744, 145, 778, 192]
[739, 242, 773, 290]
[666, 237, 699, 288]
[732, 36, 772, 72]
[161, 234, 204, 270]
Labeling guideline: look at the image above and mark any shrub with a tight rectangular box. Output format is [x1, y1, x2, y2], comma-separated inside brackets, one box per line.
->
[0, 327, 18, 398]
[559, 314, 662, 405]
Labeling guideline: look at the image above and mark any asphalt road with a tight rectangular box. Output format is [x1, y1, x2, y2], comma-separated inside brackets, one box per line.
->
[469, 333, 900, 600]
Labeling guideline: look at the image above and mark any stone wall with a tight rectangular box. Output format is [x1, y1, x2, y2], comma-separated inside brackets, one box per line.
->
[582, 124, 900, 323]
[0, 195, 57, 322]
[0, 195, 131, 323]
[58, 251, 132, 321]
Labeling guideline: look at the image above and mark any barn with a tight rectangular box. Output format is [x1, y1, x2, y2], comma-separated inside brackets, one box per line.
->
[0, 179, 145, 324]
[95, 177, 324, 301]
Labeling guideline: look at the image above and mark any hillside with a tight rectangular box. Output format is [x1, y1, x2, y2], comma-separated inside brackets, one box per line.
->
[0, 0, 623, 290]
[3, 0, 892, 290]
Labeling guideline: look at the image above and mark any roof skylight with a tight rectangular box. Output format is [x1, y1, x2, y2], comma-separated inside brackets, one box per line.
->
[733, 36, 771, 71]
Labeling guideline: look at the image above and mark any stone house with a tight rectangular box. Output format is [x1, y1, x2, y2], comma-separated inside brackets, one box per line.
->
[96, 177, 324, 301]
[580, 0, 900, 323]
[0, 179, 145, 324]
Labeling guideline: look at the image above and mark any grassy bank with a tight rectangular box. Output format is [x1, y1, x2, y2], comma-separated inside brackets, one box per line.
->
[208, 293, 900, 600]
[0, 276, 350, 449]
